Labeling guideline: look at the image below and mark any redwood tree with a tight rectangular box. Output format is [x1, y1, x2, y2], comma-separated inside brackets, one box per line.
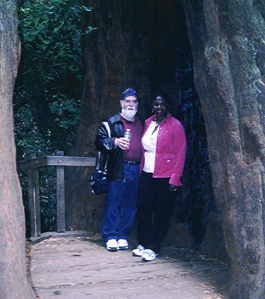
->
[65, 0, 151, 231]
[181, 0, 265, 298]
[0, 1, 35, 298]
[69, 1, 265, 297]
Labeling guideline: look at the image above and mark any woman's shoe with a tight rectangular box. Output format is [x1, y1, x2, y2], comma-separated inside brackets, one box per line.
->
[141, 249, 157, 261]
[132, 245, 145, 257]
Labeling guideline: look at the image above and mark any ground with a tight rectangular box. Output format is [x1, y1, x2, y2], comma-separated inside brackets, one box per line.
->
[26, 233, 230, 299]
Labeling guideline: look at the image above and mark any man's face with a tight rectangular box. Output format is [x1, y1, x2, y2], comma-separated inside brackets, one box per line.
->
[120, 96, 138, 117]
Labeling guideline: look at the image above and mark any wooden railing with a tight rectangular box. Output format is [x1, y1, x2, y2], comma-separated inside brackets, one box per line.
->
[17, 151, 96, 238]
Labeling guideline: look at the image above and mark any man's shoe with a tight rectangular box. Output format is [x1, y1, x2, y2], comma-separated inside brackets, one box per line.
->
[141, 249, 157, 261]
[106, 239, 118, 251]
[117, 239, 128, 250]
[132, 245, 145, 257]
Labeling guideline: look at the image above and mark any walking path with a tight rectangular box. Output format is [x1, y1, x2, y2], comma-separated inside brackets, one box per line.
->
[29, 233, 230, 299]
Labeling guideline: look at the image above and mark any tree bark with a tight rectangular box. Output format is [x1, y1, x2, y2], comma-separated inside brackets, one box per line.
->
[67, 0, 215, 252]
[182, 0, 265, 298]
[0, 1, 35, 298]
[66, 0, 151, 231]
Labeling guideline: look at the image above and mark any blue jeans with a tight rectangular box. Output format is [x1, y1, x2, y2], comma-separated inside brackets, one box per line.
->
[102, 163, 140, 242]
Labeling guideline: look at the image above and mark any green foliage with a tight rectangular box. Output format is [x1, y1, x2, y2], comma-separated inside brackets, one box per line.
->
[15, 0, 95, 158]
[15, 0, 95, 234]
[18, 0, 92, 61]
[18, 0, 83, 79]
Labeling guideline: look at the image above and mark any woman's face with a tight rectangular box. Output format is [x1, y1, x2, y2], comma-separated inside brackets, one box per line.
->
[153, 96, 168, 119]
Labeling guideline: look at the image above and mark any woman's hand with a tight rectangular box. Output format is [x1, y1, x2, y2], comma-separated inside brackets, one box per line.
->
[115, 137, 130, 150]
[169, 184, 178, 192]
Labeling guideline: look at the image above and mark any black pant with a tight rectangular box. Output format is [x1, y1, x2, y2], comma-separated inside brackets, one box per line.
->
[136, 171, 177, 254]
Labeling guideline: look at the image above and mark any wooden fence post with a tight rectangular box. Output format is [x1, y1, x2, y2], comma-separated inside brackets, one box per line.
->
[17, 153, 96, 237]
[56, 151, 65, 232]
[27, 153, 41, 238]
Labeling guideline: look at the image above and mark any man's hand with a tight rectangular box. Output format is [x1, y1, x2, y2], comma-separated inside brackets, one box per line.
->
[115, 137, 130, 150]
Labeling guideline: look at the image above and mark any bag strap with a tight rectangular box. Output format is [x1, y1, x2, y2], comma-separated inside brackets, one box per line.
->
[96, 151, 101, 171]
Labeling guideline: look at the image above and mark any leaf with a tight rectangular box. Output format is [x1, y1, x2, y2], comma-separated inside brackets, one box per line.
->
[82, 6, 92, 12]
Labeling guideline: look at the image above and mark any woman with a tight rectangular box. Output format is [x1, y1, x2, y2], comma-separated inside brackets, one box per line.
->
[132, 92, 187, 261]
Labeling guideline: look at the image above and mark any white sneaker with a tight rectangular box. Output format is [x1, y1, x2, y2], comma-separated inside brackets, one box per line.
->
[106, 239, 118, 251]
[132, 245, 145, 257]
[117, 239, 128, 250]
[141, 249, 157, 261]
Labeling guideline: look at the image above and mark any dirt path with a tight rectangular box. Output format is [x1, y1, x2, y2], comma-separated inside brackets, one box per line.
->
[29, 234, 230, 299]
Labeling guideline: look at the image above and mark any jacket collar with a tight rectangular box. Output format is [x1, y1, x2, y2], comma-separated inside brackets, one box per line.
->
[147, 113, 171, 124]
[111, 112, 122, 124]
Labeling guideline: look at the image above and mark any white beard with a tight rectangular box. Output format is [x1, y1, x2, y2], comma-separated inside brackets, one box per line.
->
[121, 107, 137, 120]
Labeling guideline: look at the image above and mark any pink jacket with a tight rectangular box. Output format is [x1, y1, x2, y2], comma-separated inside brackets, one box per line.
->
[140, 114, 187, 186]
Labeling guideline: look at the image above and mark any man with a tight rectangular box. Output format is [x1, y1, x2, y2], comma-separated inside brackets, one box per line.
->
[95, 88, 144, 251]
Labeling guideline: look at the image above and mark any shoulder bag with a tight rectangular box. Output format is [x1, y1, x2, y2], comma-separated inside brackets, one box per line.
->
[89, 122, 110, 195]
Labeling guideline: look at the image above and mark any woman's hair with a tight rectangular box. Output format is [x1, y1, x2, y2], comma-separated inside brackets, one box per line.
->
[153, 91, 170, 106]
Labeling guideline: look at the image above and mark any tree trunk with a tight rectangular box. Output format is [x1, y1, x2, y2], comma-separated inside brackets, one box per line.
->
[182, 0, 265, 297]
[66, 0, 151, 231]
[0, 1, 35, 298]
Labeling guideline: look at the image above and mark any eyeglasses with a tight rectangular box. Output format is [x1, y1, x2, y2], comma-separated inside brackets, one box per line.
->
[124, 99, 138, 105]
